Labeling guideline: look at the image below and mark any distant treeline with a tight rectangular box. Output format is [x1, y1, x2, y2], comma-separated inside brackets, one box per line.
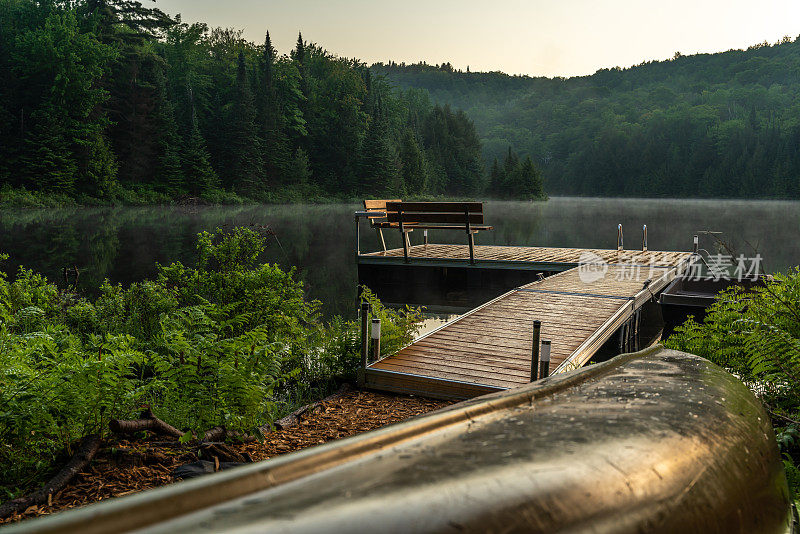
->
[0, 0, 546, 205]
[373, 38, 800, 199]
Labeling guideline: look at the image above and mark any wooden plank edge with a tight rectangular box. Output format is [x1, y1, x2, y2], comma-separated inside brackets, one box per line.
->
[363, 368, 503, 400]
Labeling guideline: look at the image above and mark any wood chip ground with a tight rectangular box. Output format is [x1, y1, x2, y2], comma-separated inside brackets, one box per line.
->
[1, 390, 450, 525]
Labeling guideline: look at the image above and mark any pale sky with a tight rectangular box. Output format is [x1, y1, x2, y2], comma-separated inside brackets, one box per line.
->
[153, 0, 800, 77]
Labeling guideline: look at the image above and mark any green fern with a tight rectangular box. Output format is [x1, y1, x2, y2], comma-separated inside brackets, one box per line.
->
[0, 228, 424, 498]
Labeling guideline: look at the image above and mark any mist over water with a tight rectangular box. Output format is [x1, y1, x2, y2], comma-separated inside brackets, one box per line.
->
[480, 198, 800, 274]
[1, 198, 798, 318]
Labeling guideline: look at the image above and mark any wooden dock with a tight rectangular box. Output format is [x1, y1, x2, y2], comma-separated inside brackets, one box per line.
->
[364, 252, 691, 399]
[360, 243, 690, 270]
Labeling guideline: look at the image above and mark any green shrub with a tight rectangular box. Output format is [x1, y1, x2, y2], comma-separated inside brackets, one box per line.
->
[0, 187, 76, 208]
[0, 228, 421, 498]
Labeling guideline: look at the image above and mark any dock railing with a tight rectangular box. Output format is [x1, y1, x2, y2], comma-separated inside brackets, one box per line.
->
[354, 210, 381, 256]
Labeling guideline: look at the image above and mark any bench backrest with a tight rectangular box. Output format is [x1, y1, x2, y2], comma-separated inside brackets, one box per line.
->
[385, 202, 484, 225]
[363, 199, 402, 226]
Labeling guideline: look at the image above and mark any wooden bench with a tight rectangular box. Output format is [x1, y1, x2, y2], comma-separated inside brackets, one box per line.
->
[363, 199, 404, 252]
[385, 201, 492, 264]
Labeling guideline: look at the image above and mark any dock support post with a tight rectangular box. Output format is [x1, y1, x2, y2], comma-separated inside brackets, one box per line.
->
[619, 319, 628, 353]
[468, 233, 476, 265]
[355, 215, 361, 256]
[642, 225, 648, 252]
[627, 318, 633, 353]
[371, 317, 382, 362]
[627, 318, 632, 353]
[424, 229, 428, 247]
[399, 210, 409, 263]
[693, 235, 699, 255]
[466, 208, 475, 265]
[358, 302, 369, 386]
[530, 320, 541, 382]
[377, 229, 387, 252]
[539, 340, 551, 379]
[617, 224, 624, 251]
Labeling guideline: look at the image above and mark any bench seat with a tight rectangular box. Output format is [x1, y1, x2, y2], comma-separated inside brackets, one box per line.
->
[373, 222, 493, 231]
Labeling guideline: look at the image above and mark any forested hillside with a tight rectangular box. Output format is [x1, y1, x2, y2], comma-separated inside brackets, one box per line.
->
[0, 0, 546, 205]
[374, 38, 800, 198]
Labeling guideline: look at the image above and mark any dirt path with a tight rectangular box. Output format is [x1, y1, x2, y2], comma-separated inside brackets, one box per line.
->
[1, 390, 451, 525]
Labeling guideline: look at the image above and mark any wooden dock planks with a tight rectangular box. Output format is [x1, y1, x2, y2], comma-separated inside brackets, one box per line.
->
[363, 243, 691, 268]
[364, 259, 688, 399]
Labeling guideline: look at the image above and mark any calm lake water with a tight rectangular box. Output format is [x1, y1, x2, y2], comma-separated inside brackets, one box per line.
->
[1, 198, 799, 319]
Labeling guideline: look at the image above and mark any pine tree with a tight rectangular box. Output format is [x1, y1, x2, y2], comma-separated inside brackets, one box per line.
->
[228, 51, 262, 195]
[153, 64, 184, 193]
[83, 0, 174, 45]
[291, 32, 311, 151]
[84, 0, 175, 190]
[182, 83, 218, 195]
[107, 52, 160, 187]
[518, 155, 545, 199]
[421, 104, 483, 195]
[80, 130, 118, 197]
[358, 105, 399, 195]
[183, 121, 218, 196]
[292, 32, 305, 65]
[499, 147, 521, 198]
[503, 146, 519, 177]
[258, 32, 276, 131]
[399, 128, 426, 194]
[258, 31, 288, 186]
[12, 8, 118, 196]
[489, 157, 503, 196]
[292, 31, 309, 98]
[287, 147, 312, 186]
[20, 104, 78, 194]
[362, 68, 374, 113]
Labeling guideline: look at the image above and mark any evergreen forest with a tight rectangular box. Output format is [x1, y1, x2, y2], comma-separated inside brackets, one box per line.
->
[0, 0, 545, 205]
[374, 37, 800, 198]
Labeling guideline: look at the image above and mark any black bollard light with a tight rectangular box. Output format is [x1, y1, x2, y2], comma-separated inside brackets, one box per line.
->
[358, 302, 370, 386]
[530, 320, 541, 382]
[371, 317, 382, 362]
[539, 340, 551, 379]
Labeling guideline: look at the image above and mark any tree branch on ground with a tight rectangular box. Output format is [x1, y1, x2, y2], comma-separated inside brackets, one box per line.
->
[0, 434, 101, 520]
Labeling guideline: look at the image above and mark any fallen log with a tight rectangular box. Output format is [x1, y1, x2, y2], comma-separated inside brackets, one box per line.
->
[109, 409, 184, 439]
[197, 443, 251, 464]
[107, 448, 172, 467]
[0, 434, 101, 520]
[264, 383, 353, 434]
[111, 415, 255, 445]
[201, 427, 256, 443]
